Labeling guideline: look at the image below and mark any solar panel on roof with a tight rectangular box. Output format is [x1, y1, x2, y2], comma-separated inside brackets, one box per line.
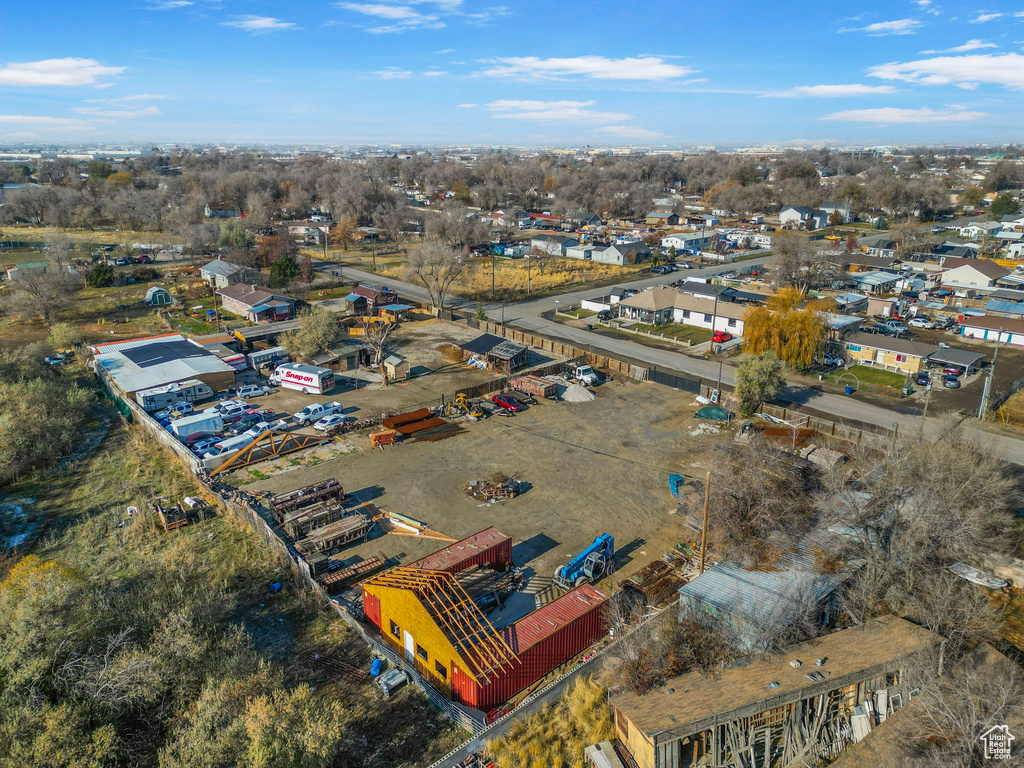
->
[121, 341, 213, 368]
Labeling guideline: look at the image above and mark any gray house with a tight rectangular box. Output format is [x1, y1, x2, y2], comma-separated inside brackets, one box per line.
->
[200, 259, 245, 289]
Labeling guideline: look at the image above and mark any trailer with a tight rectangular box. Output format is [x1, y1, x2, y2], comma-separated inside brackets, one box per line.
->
[171, 411, 225, 441]
[509, 375, 558, 400]
[295, 514, 374, 555]
[247, 345, 289, 371]
[270, 479, 345, 523]
[136, 379, 215, 411]
[280, 499, 347, 539]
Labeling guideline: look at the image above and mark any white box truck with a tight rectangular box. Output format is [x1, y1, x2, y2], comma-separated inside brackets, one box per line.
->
[171, 411, 225, 441]
[136, 379, 215, 411]
[270, 363, 335, 395]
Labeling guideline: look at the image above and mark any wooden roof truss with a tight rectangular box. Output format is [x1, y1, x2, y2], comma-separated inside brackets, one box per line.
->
[369, 566, 520, 682]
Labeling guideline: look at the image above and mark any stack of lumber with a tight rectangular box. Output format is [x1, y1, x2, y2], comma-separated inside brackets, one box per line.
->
[318, 553, 388, 595]
[295, 513, 373, 555]
[382, 408, 458, 441]
[370, 429, 398, 447]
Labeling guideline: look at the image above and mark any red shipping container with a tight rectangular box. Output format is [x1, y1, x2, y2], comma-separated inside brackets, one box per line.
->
[363, 590, 381, 628]
[409, 527, 512, 575]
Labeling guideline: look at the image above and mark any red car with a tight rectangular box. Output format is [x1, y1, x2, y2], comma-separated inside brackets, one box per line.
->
[491, 393, 525, 412]
[943, 365, 964, 377]
[712, 330, 734, 343]
[136, 254, 153, 264]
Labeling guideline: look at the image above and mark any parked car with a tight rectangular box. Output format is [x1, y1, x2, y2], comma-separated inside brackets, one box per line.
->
[136, 254, 153, 264]
[907, 316, 934, 329]
[214, 399, 247, 413]
[191, 437, 220, 455]
[650, 265, 671, 275]
[915, 372, 931, 386]
[677, 261, 694, 269]
[943, 375, 961, 389]
[154, 402, 194, 421]
[491, 393, 525, 412]
[236, 384, 270, 399]
[313, 414, 348, 432]
[943, 365, 964, 377]
[596, 309, 614, 321]
[242, 421, 273, 439]
[712, 330, 734, 343]
[113, 257, 129, 266]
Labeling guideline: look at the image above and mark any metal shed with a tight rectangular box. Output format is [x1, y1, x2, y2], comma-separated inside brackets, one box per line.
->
[926, 347, 986, 372]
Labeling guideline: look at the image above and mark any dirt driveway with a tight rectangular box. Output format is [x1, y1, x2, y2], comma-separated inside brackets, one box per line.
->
[244, 379, 733, 587]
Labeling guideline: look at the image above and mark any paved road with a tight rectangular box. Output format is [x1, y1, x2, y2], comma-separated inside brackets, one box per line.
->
[317, 260, 1024, 463]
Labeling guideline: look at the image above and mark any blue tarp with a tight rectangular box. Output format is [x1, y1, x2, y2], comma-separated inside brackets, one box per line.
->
[343, 293, 361, 302]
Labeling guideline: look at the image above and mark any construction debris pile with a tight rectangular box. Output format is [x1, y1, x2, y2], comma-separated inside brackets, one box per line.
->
[268, 480, 375, 557]
[464, 478, 522, 502]
[381, 408, 464, 443]
[554, 378, 596, 403]
[317, 553, 389, 595]
[688, 422, 721, 437]
[623, 544, 700, 607]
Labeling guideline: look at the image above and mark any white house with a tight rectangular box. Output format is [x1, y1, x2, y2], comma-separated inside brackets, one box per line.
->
[530, 234, 578, 256]
[958, 221, 1003, 240]
[940, 257, 1009, 291]
[819, 201, 854, 224]
[780, 206, 828, 230]
[661, 231, 716, 252]
[671, 293, 747, 335]
[960, 315, 1024, 347]
[998, 215, 1024, 240]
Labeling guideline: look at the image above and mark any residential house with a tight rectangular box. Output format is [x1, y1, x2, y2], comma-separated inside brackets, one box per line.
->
[850, 271, 899, 295]
[529, 212, 561, 229]
[660, 231, 717, 252]
[819, 201, 854, 224]
[616, 286, 679, 325]
[529, 233, 577, 256]
[671, 293, 747, 335]
[939, 257, 1009, 292]
[841, 253, 902, 273]
[857, 235, 898, 259]
[344, 285, 399, 315]
[932, 242, 978, 260]
[645, 211, 680, 227]
[608, 616, 940, 768]
[997, 214, 1024, 240]
[697, 213, 720, 227]
[841, 331, 938, 374]
[676, 279, 736, 302]
[203, 203, 240, 219]
[592, 242, 650, 266]
[779, 205, 828, 230]
[145, 286, 173, 306]
[580, 288, 630, 313]
[958, 220, 1003, 240]
[281, 220, 330, 244]
[200, 258, 248, 289]
[216, 284, 297, 323]
[566, 210, 603, 228]
[960, 314, 1024, 347]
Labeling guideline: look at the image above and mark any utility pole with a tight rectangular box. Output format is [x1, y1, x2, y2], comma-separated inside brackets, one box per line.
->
[716, 359, 724, 401]
[491, 253, 496, 301]
[699, 470, 711, 575]
[978, 328, 1002, 419]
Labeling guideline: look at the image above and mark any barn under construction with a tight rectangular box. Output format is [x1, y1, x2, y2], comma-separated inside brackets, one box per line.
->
[362, 527, 608, 717]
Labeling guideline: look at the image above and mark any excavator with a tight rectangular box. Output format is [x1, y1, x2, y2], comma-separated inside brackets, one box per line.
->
[441, 393, 485, 420]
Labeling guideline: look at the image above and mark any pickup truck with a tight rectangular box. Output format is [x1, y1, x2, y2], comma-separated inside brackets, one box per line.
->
[293, 401, 344, 427]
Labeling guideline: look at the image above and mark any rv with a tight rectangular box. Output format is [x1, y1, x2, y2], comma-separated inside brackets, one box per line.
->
[270, 363, 335, 395]
[247, 345, 289, 371]
[136, 379, 215, 411]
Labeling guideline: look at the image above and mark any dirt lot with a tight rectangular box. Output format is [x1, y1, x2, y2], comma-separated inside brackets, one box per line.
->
[238, 318, 566, 421]
[241, 379, 733, 597]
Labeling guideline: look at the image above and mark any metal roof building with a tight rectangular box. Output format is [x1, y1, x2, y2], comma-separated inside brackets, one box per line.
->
[94, 336, 237, 397]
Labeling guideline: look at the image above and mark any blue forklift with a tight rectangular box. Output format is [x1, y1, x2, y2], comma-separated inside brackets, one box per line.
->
[554, 534, 615, 589]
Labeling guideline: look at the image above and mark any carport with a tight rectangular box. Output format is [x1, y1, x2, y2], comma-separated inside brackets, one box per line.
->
[927, 347, 986, 373]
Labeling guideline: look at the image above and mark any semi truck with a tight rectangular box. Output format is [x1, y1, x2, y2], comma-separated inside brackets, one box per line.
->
[136, 379, 215, 411]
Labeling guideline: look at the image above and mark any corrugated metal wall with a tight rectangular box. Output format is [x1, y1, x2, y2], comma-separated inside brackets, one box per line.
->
[460, 599, 607, 712]
[363, 589, 381, 629]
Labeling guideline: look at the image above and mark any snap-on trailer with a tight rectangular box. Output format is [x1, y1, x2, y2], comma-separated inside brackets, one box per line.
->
[295, 514, 374, 555]
[270, 363, 335, 395]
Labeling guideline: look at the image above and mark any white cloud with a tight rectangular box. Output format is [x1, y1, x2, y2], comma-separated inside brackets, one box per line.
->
[869, 52, 1024, 90]
[970, 11, 1002, 23]
[373, 68, 413, 79]
[222, 16, 297, 33]
[821, 106, 986, 123]
[0, 114, 92, 126]
[921, 39, 997, 53]
[337, 3, 444, 31]
[842, 18, 923, 35]
[914, 0, 941, 15]
[591, 125, 666, 140]
[769, 84, 898, 97]
[72, 105, 161, 118]
[476, 55, 693, 81]
[423, 70, 447, 76]
[0, 58, 124, 87]
[457, 103, 477, 108]
[147, 0, 194, 8]
[436, 48, 455, 54]
[86, 93, 173, 103]
[486, 99, 631, 123]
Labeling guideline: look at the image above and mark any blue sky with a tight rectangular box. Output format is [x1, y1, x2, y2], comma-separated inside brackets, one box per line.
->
[2, 0, 1024, 145]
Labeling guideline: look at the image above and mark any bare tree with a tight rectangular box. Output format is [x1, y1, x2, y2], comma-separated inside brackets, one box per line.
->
[359, 317, 399, 377]
[426, 202, 489, 252]
[403, 243, 468, 312]
[3, 238, 82, 324]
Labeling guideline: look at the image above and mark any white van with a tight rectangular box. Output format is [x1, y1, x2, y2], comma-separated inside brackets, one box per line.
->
[203, 433, 256, 460]
[270, 363, 335, 395]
